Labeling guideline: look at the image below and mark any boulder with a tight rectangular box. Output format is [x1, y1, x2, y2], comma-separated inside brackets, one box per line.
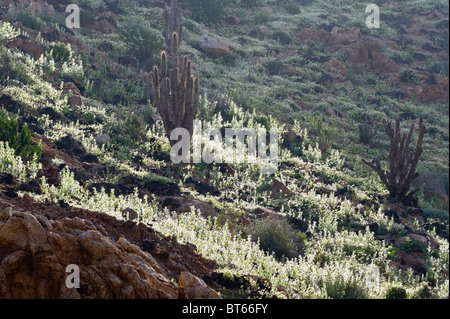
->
[419, 78, 449, 104]
[324, 57, 348, 82]
[295, 27, 399, 75]
[68, 94, 82, 107]
[94, 134, 111, 146]
[271, 179, 294, 198]
[2, 0, 54, 15]
[282, 64, 297, 76]
[293, 28, 329, 45]
[15, 39, 44, 59]
[163, 196, 218, 219]
[178, 271, 221, 299]
[121, 208, 139, 221]
[341, 36, 399, 74]
[198, 37, 230, 57]
[395, 250, 427, 275]
[326, 27, 362, 51]
[63, 82, 81, 96]
[0, 209, 182, 298]
[395, 234, 428, 246]
[161, 195, 216, 219]
[254, 207, 284, 221]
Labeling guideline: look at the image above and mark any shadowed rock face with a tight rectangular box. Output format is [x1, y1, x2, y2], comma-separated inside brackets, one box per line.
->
[294, 27, 400, 74]
[0, 208, 181, 298]
[0, 199, 220, 299]
[198, 37, 230, 57]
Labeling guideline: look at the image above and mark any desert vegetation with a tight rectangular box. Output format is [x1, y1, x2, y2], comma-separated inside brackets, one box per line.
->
[0, 0, 448, 300]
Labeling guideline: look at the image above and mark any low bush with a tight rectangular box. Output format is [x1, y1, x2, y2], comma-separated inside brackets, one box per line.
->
[0, 112, 42, 162]
[325, 274, 368, 299]
[247, 218, 301, 262]
[385, 286, 407, 299]
[47, 42, 73, 64]
[12, 9, 44, 31]
[184, 0, 226, 26]
[0, 45, 33, 84]
[119, 19, 164, 69]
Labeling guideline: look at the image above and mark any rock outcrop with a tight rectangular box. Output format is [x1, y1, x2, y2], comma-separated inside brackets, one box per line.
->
[0, 208, 178, 298]
[198, 37, 230, 57]
[294, 27, 399, 75]
[0, 200, 219, 299]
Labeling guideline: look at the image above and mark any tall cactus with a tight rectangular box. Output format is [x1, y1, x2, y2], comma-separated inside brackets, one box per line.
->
[163, 0, 182, 61]
[144, 0, 199, 146]
[362, 117, 425, 206]
[149, 32, 199, 146]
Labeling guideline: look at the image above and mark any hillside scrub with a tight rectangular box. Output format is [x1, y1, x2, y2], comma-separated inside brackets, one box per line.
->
[0, 0, 448, 300]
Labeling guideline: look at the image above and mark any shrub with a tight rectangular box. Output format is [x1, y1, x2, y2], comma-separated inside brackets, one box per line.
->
[238, 0, 262, 9]
[13, 9, 44, 31]
[253, 12, 272, 24]
[358, 123, 374, 145]
[247, 218, 301, 261]
[272, 31, 291, 45]
[0, 45, 33, 84]
[400, 69, 418, 84]
[0, 140, 41, 180]
[308, 115, 340, 153]
[119, 20, 164, 69]
[47, 42, 73, 64]
[325, 275, 368, 299]
[79, 10, 96, 27]
[105, 112, 147, 148]
[265, 59, 284, 76]
[0, 112, 42, 162]
[185, 0, 226, 25]
[385, 286, 407, 299]
[413, 284, 433, 299]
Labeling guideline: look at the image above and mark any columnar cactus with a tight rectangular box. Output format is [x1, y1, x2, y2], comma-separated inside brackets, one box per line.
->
[144, 0, 199, 146]
[163, 0, 182, 61]
[362, 117, 425, 206]
[149, 32, 199, 146]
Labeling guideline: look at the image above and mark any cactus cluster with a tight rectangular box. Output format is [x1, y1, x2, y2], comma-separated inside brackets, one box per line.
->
[149, 36, 199, 146]
[362, 117, 425, 206]
[163, 0, 182, 61]
[145, 0, 199, 146]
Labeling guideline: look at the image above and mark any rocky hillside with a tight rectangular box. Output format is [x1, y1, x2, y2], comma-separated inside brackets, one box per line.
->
[0, 0, 448, 299]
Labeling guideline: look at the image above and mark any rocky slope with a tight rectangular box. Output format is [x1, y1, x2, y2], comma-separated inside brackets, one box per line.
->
[0, 172, 221, 299]
[0, 0, 448, 299]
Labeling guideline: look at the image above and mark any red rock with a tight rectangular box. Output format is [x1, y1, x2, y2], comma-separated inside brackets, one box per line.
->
[395, 234, 428, 246]
[63, 82, 81, 96]
[178, 271, 221, 299]
[282, 64, 297, 76]
[18, 39, 44, 59]
[396, 250, 426, 274]
[419, 78, 449, 104]
[68, 94, 82, 107]
[0, 209, 183, 298]
[271, 179, 293, 198]
[327, 27, 362, 51]
[198, 37, 230, 57]
[254, 207, 284, 221]
[293, 28, 329, 45]
[324, 57, 348, 82]
[163, 196, 218, 219]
